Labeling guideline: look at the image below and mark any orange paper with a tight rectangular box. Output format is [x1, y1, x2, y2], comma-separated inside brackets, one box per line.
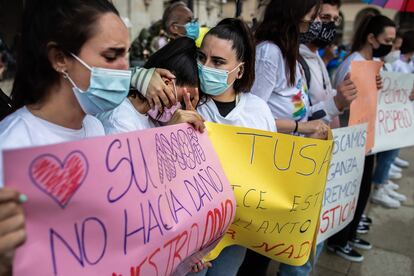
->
[349, 60, 383, 153]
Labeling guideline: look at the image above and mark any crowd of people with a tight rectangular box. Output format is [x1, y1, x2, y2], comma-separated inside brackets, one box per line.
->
[0, 0, 413, 275]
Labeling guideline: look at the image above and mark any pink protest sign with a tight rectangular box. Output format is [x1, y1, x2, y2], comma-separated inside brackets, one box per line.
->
[4, 124, 236, 276]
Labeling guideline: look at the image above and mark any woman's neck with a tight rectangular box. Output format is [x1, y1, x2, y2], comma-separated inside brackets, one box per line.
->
[27, 81, 85, 129]
[359, 44, 374, 60]
[211, 87, 237, 102]
[128, 96, 151, 114]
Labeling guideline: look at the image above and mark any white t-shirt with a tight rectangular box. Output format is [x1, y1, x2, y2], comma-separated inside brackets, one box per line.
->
[197, 93, 277, 132]
[333, 52, 366, 88]
[96, 98, 154, 135]
[251, 42, 311, 122]
[392, 58, 414, 73]
[0, 107, 105, 186]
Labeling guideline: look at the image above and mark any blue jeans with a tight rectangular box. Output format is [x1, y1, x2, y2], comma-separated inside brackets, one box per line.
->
[189, 245, 247, 276]
[279, 242, 324, 276]
[372, 149, 400, 185]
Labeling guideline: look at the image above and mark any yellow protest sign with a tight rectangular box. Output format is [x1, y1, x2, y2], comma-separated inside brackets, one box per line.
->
[205, 122, 333, 266]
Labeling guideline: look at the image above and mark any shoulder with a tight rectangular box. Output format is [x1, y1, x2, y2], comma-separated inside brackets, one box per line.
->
[256, 41, 283, 60]
[240, 93, 276, 131]
[83, 115, 105, 136]
[392, 59, 405, 71]
[242, 93, 270, 107]
[98, 99, 153, 134]
[240, 93, 274, 118]
[0, 108, 33, 150]
[197, 98, 215, 113]
[350, 52, 365, 62]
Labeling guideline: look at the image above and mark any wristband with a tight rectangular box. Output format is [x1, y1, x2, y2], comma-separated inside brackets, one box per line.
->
[293, 120, 298, 133]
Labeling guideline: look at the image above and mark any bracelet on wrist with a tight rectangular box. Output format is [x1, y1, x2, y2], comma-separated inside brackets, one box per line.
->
[293, 120, 299, 133]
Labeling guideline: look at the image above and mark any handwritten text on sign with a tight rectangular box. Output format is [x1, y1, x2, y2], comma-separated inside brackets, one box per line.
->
[4, 124, 236, 276]
[372, 72, 414, 153]
[317, 124, 367, 243]
[205, 123, 333, 266]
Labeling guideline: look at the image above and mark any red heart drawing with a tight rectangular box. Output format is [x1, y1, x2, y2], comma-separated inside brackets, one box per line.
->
[29, 151, 89, 208]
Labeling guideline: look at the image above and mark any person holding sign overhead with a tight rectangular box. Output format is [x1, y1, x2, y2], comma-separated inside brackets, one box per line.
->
[327, 14, 397, 262]
[0, 0, 175, 272]
[191, 18, 276, 276]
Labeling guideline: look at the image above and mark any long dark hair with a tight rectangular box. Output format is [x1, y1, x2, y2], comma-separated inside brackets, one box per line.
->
[255, 0, 321, 86]
[205, 18, 256, 93]
[351, 15, 396, 53]
[144, 37, 198, 88]
[11, 0, 119, 110]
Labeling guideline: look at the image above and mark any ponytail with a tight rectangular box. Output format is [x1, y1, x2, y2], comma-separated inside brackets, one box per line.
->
[206, 18, 255, 93]
[351, 14, 396, 53]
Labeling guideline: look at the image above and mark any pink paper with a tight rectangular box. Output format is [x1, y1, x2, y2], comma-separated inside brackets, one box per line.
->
[4, 124, 236, 276]
[385, 0, 405, 10]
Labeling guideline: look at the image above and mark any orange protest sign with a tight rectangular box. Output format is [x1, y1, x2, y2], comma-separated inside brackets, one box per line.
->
[349, 60, 383, 153]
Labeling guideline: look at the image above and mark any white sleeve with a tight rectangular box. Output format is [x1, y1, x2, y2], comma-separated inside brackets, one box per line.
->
[264, 106, 277, 132]
[130, 67, 156, 96]
[108, 120, 136, 135]
[309, 93, 341, 123]
[250, 46, 279, 102]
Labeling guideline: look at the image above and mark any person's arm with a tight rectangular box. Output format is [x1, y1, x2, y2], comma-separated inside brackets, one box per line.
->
[130, 67, 176, 109]
[333, 73, 358, 111]
[250, 45, 279, 101]
[167, 90, 205, 133]
[276, 119, 330, 140]
[310, 73, 358, 123]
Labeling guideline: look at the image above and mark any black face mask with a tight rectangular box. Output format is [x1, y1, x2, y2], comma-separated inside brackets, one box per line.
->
[299, 21, 322, 44]
[372, 42, 392, 58]
[313, 22, 337, 48]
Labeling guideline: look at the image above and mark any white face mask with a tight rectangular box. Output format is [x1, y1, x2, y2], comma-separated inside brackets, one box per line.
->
[384, 50, 401, 64]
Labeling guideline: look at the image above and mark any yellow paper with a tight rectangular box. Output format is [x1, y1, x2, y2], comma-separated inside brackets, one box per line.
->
[205, 123, 333, 266]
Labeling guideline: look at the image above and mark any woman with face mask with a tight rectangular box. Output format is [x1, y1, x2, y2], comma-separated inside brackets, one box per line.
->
[249, 0, 330, 143]
[241, 1, 329, 275]
[370, 31, 408, 211]
[0, 0, 126, 271]
[327, 15, 397, 263]
[0, 0, 176, 273]
[190, 18, 276, 276]
[333, 15, 395, 89]
[96, 37, 205, 134]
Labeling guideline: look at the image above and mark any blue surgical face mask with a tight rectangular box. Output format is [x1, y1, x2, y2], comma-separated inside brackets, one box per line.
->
[176, 20, 200, 40]
[64, 54, 131, 115]
[198, 62, 243, 96]
[185, 20, 200, 40]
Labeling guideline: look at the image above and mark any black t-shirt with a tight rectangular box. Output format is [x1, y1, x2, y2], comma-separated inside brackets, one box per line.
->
[213, 99, 236, 117]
